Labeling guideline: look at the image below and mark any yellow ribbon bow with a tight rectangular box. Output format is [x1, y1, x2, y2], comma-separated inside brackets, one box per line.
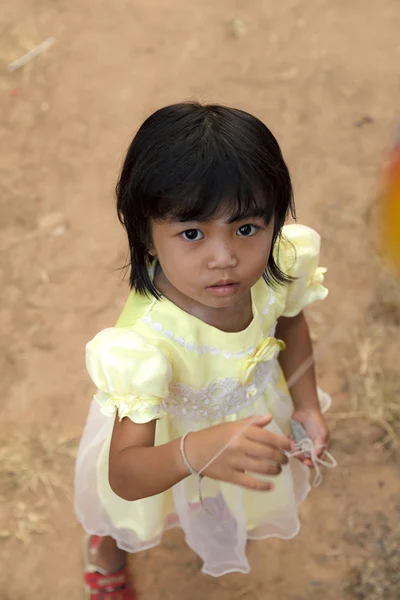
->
[308, 266, 327, 288]
[242, 337, 285, 385]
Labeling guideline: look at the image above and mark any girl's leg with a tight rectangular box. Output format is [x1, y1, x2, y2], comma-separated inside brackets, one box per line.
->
[84, 535, 137, 599]
[89, 535, 126, 572]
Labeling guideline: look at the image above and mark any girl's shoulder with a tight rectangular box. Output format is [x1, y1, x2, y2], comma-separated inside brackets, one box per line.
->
[86, 292, 176, 376]
[274, 223, 328, 318]
[278, 223, 323, 268]
[115, 289, 155, 329]
[114, 289, 197, 343]
[110, 289, 211, 358]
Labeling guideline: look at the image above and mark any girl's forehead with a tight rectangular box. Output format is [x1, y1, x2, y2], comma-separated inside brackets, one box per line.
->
[157, 196, 272, 224]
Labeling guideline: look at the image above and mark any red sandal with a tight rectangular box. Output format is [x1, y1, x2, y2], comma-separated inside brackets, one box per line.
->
[84, 535, 138, 599]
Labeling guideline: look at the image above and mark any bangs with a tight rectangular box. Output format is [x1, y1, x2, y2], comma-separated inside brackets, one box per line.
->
[153, 171, 277, 225]
[144, 137, 283, 225]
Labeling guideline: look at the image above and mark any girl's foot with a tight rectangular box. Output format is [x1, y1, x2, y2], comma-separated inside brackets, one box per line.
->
[84, 535, 138, 599]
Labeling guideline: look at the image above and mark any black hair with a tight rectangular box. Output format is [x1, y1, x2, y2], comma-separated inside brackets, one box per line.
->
[116, 101, 296, 298]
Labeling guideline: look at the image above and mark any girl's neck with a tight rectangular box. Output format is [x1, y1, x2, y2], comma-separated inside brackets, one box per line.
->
[154, 268, 254, 333]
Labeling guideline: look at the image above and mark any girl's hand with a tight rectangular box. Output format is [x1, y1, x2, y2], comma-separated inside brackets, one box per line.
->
[184, 415, 293, 491]
[291, 408, 330, 468]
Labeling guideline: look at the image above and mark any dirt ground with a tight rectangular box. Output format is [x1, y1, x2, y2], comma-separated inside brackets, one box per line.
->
[1, 0, 400, 598]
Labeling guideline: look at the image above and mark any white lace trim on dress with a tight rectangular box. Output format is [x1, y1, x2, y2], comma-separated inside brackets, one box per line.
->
[161, 360, 277, 419]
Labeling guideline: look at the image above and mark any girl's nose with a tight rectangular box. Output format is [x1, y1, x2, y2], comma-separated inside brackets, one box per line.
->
[207, 243, 238, 270]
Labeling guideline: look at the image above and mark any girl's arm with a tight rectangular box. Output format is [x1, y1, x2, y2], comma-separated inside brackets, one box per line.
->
[275, 311, 329, 462]
[109, 416, 188, 501]
[109, 412, 292, 501]
[275, 311, 320, 412]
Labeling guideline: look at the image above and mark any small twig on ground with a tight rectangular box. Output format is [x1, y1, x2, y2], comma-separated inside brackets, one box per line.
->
[7, 37, 56, 72]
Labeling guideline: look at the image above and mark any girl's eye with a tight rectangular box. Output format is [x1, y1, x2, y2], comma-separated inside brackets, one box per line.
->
[181, 229, 204, 241]
[237, 224, 258, 237]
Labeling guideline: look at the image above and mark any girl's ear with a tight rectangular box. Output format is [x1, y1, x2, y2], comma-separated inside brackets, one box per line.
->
[148, 245, 157, 257]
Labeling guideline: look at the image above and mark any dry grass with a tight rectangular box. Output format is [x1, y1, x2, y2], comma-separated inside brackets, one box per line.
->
[327, 275, 400, 451]
[0, 431, 77, 497]
[344, 510, 400, 599]
[350, 326, 399, 448]
[342, 297, 400, 600]
[0, 431, 77, 543]
[0, 502, 53, 544]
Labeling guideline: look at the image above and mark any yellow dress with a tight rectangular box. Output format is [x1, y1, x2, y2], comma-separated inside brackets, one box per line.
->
[75, 224, 330, 576]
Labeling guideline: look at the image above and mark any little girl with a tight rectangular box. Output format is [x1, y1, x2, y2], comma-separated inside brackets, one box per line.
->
[75, 102, 332, 599]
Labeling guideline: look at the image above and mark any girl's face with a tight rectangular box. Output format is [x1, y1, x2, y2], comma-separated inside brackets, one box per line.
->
[149, 212, 274, 310]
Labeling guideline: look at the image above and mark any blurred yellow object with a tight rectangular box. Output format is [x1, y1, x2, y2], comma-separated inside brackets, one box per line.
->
[380, 138, 400, 274]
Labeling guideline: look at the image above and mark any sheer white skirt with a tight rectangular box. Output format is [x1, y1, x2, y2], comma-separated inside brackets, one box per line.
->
[75, 376, 331, 577]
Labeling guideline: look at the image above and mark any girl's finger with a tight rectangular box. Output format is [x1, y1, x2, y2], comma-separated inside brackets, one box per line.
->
[244, 441, 289, 466]
[293, 451, 310, 465]
[247, 426, 292, 453]
[288, 450, 313, 467]
[235, 456, 282, 477]
[315, 436, 330, 457]
[231, 471, 276, 492]
[251, 414, 273, 428]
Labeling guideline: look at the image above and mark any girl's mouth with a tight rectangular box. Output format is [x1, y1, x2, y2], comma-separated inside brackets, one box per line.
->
[206, 280, 239, 296]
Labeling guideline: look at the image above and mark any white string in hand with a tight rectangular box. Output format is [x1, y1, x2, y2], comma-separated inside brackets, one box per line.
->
[287, 418, 337, 487]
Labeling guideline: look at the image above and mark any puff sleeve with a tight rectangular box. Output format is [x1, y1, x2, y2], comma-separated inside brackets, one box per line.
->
[86, 328, 172, 423]
[280, 224, 328, 318]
